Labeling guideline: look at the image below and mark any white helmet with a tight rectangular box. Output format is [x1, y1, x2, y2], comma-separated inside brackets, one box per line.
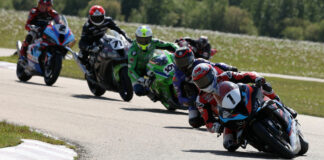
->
[192, 63, 218, 93]
[135, 25, 153, 51]
[217, 81, 241, 110]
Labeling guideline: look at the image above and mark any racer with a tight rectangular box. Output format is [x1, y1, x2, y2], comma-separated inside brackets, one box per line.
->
[175, 36, 213, 60]
[173, 47, 237, 128]
[78, 5, 132, 74]
[192, 63, 297, 150]
[128, 25, 178, 100]
[20, 0, 61, 58]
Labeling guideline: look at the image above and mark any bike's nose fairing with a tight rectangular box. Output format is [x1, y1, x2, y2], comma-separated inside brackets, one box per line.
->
[43, 24, 75, 46]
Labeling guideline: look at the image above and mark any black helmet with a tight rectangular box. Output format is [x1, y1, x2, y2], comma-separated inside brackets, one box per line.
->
[198, 36, 208, 48]
[174, 47, 194, 75]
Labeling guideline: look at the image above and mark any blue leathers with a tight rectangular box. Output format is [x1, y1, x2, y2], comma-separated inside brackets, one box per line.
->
[173, 58, 236, 128]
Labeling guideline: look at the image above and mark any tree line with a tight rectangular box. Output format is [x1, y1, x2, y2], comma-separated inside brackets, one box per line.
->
[1, 0, 324, 42]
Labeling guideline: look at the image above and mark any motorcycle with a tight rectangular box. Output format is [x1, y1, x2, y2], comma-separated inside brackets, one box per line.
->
[70, 30, 133, 102]
[146, 50, 186, 111]
[216, 81, 308, 158]
[16, 16, 75, 86]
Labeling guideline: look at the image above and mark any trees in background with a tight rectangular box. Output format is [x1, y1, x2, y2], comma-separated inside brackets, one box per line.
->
[1, 0, 324, 42]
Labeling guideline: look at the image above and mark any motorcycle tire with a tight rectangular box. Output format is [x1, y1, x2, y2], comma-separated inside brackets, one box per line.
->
[252, 121, 295, 159]
[86, 74, 106, 97]
[298, 134, 309, 155]
[118, 67, 133, 102]
[44, 55, 62, 86]
[16, 59, 32, 82]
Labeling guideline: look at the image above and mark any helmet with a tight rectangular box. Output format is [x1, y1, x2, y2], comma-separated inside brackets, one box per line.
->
[38, 0, 53, 12]
[198, 36, 208, 49]
[192, 63, 218, 93]
[216, 81, 241, 110]
[89, 5, 105, 26]
[135, 25, 153, 51]
[174, 47, 194, 74]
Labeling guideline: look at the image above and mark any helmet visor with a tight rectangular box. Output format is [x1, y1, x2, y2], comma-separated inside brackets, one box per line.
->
[91, 15, 104, 24]
[136, 36, 152, 46]
[194, 70, 214, 89]
[174, 55, 194, 70]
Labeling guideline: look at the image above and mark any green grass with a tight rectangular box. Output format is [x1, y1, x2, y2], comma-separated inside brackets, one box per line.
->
[1, 55, 324, 117]
[0, 9, 323, 78]
[0, 121, 74, 149]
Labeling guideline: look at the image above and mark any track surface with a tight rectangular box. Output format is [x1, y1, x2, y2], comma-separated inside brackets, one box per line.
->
[1, 66, 324, 160]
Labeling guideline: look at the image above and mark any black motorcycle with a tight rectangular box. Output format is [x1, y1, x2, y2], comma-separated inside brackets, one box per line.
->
[71, 31, 133, 101]
[216, 81, 308, 159]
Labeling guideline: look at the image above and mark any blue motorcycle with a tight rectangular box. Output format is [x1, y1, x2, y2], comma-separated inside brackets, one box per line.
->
[16, 16, 75, 86]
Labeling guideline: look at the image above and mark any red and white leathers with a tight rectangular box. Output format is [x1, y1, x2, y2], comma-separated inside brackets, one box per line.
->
[20, 7, 61, 57]
[195, 71, 279, 149]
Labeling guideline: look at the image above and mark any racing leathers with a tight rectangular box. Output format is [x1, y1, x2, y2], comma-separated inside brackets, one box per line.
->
[173, 58, 237, 128]
[78, 17, 131, 70]
[20, 7, 61, 57]
[128, 39, 178, 97]
[195, 71, 282, 150]
[175, 37, 211, 60]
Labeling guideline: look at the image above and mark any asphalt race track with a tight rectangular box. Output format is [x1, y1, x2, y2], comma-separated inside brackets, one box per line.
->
[1, 63, 324, 159]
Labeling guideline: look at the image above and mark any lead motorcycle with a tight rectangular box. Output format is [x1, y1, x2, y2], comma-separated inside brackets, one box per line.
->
[16, 16, 75, 86]
[216, 81, 308, 159]
[146, 50, 186, 111]
[71, 30, 133, 101]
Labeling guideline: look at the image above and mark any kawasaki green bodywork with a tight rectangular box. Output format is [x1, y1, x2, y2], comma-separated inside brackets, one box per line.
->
[146, 50, 180, 110]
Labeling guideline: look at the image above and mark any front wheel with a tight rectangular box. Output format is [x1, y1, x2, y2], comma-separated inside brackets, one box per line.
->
[16, 59, 32, 82]
[86, 74, 106, 96]
[44, 55, 62, 86]
[118, 67, 133, 101]
[252, 121, 295, 159]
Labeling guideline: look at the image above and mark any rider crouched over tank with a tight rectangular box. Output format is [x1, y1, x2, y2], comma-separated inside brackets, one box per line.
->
[175, 36, 214, 60]
[78, 5, 132, 75]
[191, 63, 297, 151]
[20, 0, 62, 59]
[127, 25, 178, 101]
[173, 47, 238, 128]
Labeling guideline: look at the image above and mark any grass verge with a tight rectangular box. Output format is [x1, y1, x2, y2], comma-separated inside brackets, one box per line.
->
[0, 9, 323, 78]
[0, 121, 74, 149]
[1, 55, 323, 117]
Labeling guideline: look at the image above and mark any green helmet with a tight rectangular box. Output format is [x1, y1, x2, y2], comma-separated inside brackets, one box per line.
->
[135, 25, 153, 51]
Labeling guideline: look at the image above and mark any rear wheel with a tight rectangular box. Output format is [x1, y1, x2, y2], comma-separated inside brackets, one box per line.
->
[44, 55, 62, 86]
[252, 121, 295, 159]
[86, 74, 106, 96]
[118, 67, 133, 101]
[16, 59, 32, 82]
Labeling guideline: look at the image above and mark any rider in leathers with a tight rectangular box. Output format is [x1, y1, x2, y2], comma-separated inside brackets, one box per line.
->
[78, 5, 132, 73]
[175, 36, 212, 60]
[20, 0, 61, 58]
[128, 25, 178, 99]
[173, 47, 238, 128]
[192, 63, 297, 151]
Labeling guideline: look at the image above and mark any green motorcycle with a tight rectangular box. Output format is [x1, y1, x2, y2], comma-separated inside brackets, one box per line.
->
[146, 50, 186, 111]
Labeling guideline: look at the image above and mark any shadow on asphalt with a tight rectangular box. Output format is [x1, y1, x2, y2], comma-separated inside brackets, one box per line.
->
[183, 149, 280, 159]
[16, 80, 59, 87]
[71, 94, 122, 102]
[164, 126, 207, 132]
[121, 108, 187, 115]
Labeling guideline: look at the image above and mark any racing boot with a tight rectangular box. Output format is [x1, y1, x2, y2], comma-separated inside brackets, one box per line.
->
[19, 41, 29, 61]
[147, 90, 159, 102]
[188, 108, 205, 128]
